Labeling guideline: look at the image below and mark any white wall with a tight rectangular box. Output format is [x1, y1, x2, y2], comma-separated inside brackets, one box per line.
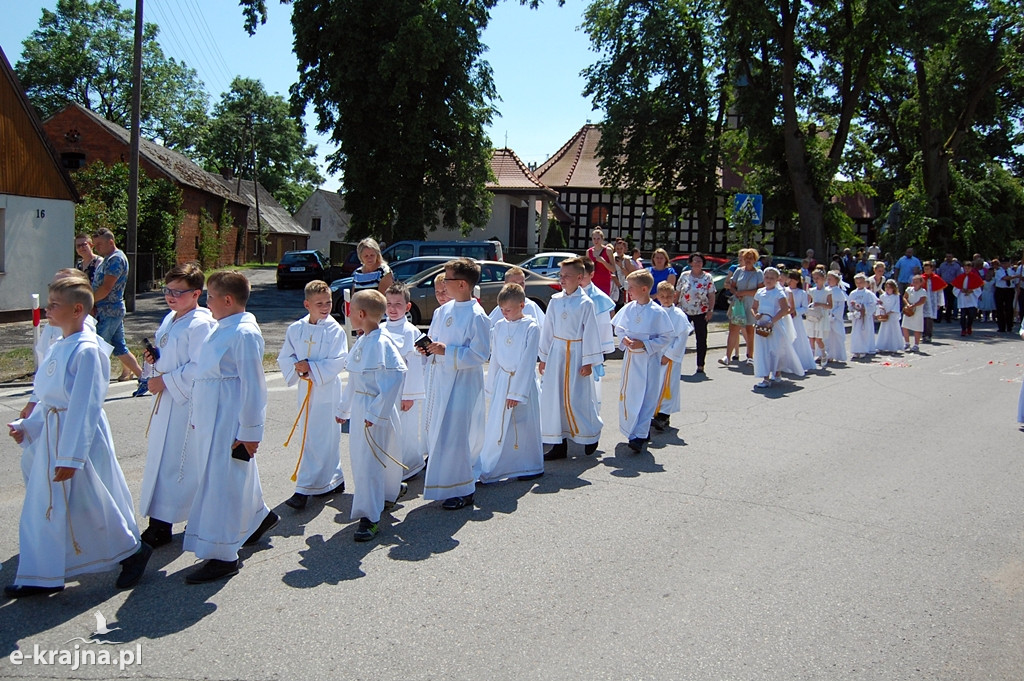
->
[294, 190, 351, 255]
[0, 195, 75, 312]
[428, 194, 546, 254]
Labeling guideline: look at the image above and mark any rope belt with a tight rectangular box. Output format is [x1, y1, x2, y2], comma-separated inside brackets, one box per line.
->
[495, 367, 519, 450]
[554, 336, 582, 437]
[144, 371, 165, 438]
[655, 359, 674, 415]
[284, 377, 313, 482]
[44, 407, 82, 555]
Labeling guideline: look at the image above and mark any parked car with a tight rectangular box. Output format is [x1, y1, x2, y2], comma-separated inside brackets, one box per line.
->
[403, 261, 560, 325]
[329, 256, 453, 319]
[518, 252, 578, 278]
[276, 250, 330, 289]
[382, 239, 504, 264]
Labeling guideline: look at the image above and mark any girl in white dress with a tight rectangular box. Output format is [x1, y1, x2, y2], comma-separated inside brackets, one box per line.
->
[847, 273, 879, 358]
[751, 268, 804, 388]
[806, 270, 832, 368]
[825, 271, 849, 363]
[979, 268, 996, 322]
[785, 270, 818, 372]
[902, 274, 927, 351]
[875, 280, 904, 353]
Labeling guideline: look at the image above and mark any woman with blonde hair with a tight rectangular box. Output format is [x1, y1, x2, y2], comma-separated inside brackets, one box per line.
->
[351, 237, 394, 294]
[646, 248, 677, 294]
[720, 248, 763, 366]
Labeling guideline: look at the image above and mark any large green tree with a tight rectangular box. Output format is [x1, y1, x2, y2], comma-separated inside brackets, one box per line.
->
[15, 0, 209, 153]
[199, 77, 324, 214]
[581, 0, 728, 252]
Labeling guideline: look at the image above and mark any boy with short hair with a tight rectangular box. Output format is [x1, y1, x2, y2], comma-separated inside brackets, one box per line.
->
[611, 270, 674, 452]
[6, 278, 151, 597]
[338, 290, 407, 541]
[278, 280, 348, 511]
[538, 257, 604, 459]
[138, 262, 215, 547]
[487, 266, 545, 328]
[652, 281, 693, 431]
[384, 283, 428, 479]
[478, 283, 544, 483]
[433, 271, 451, 308]
[183, 271, 276, 584]
[419, 258, 491, 509]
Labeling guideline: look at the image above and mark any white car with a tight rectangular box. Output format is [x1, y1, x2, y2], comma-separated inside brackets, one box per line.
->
[517, 252, 578, 278]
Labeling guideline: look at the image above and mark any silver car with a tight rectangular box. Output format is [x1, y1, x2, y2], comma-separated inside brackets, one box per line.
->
[518, 252, 578, 278]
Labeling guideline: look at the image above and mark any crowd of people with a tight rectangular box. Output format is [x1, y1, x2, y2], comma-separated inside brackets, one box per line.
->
[6, 232, 1022, 597]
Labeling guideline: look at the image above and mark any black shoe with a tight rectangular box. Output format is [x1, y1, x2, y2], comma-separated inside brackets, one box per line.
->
[116, 542, 153, 589]
[651, 418, 666, 432]
[353, 517, 379, 542]
[543, 440, 568, 461]
[517, 472, 544, 481]
[384, 483, 408, 510]
[140, 519, 172, 548]
[441, 494, 473, 510]
[4, 584, 64, 598]
[584, 442, 599, 456]
[313, 482, 344, 497]
[284, 493, 308, 510]
[627, 438, 644, 452]
[185, 559, 239, 584]
[243, 511, 279, 546]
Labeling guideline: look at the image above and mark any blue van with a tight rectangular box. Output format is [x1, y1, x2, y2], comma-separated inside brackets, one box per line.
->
[382, 240, 503, 263]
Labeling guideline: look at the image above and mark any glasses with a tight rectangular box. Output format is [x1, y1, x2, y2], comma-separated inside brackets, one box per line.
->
[74, 242, 90, 249]
[162, 287, 197, 298]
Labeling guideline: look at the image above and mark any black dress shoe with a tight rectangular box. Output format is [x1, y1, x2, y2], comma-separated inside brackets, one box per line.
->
[627, 438, 644, 452]
[284, 493, 308, 510]
[141, 519, 172, 548]
[185, 559, 239, 584]
[584, 442, 599, 456]
[543, 440, 568, 461]
[441, 494, 473, 510]
[4, 584, 64, 598]
[116, 542, 153, 589]
[243, 511, 280, 546]
[313, 482, 344, 497]
[517, 472, 544, 481]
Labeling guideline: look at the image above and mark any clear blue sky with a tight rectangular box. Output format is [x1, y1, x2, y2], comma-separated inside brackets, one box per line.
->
[0, 0, 598, 190]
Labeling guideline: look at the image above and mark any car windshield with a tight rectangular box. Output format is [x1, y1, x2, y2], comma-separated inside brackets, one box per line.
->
[281, 252, 318, 265]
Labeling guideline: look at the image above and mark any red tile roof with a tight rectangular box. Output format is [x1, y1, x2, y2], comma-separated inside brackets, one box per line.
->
[534, 124, 605, 189]
[487, 148, 558, 198]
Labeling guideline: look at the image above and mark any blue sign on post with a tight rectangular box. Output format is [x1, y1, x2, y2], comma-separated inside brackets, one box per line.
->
[734, 193, 763, 225]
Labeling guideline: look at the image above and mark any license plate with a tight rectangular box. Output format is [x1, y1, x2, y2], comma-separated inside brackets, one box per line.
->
[290, 266, 306, 272]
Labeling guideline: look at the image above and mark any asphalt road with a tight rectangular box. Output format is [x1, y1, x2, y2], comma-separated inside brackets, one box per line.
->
[0, 301, 1022, 679]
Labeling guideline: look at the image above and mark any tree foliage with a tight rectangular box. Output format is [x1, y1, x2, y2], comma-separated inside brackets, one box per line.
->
[15, 0, 209, 153]
[198, 77, 324, 213]
[73, 161, 183, 268]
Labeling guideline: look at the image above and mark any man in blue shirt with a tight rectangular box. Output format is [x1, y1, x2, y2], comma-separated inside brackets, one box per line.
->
[936, 253, 963, 322]
[92, 228, 144, 384]
[893, 247, 923, 294]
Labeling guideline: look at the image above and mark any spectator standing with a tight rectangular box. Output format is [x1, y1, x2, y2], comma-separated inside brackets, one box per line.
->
[90, 228, 144, 384]
[75, 233, 103, 283]
[936, 253, 963, 322]
[993, 257, 1016, 332]
[646, 248, 677, 295]
[675, 253, 716, 373]
[893, 247, 923, 294]
[351, 238, 394, 294]
[586, 228, 616, 296]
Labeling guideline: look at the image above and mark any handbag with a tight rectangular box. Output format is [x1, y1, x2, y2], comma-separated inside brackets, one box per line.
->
[728, 296, 746, 325]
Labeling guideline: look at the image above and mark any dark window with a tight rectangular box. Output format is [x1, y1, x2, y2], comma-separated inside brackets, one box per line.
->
[60, 152, 86, 170]
[311, 217, 321, 232]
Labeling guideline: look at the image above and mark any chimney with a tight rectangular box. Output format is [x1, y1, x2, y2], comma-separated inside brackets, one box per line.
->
[220, 167, 234, 180]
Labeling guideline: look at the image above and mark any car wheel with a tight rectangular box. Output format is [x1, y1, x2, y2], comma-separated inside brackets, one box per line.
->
[409, 304, 422, 326]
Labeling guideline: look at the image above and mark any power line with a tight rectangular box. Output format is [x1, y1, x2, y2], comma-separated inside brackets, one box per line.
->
[182, 0, 236, 88]
[152, 0, 229, 96]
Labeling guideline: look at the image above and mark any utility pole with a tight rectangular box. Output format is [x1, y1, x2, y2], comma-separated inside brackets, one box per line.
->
[248, 114, 264, 264]
[125, 0, 143, 311]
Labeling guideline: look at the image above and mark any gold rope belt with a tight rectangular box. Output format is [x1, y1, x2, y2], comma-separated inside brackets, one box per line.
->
[655, 359, 674, 415]
[284, 377, 313, 482]
[553, 336, 582, 437]
[44, 407, 82, 555]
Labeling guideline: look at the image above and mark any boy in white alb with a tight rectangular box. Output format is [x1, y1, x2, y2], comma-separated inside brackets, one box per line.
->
[384, 283, 428, 480]
[278, 280, 348, 511]
[420, 258, 491, 510]
[138, 262, 215, 548]
[612, 270, 674, 452]
[847, 273, 879, 358]
[652, 281, 693, 431]
[479, 283, 544, 484]
[183, 271, 277, 584]
[487, 266, 545, 329]
[539, 257, 604, 459]
[338, 290, 407, 542]
[6, 278, 151, 597]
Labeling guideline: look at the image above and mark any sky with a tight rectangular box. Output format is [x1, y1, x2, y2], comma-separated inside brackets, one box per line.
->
[0, 0, 598, 191]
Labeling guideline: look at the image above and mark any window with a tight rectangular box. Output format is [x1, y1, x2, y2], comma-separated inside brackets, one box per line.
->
[60, 152, 86, 170]
[311, 217, 321, 232]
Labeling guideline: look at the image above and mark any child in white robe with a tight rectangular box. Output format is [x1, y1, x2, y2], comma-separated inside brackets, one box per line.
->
[339, 290, 407, 541]
[479, 283, 544, 483]
[825, 271, 849, 363]
[611, 270, 674, 451]
[581, 258, 616, 410]
[420, 258, 491, 510]
[138, 262, 215, 548]
[652, 281, 693, 431]
[847, 273, 879, 358]
[278, 280, 348, 511]
[953, 262, 982, 336]
[6, 278, 150, 597]
[384, 283, 428, 480]
[901, 274, 927, 352]
[487, 266, 545, 329]
[875, 280, 904, 353]
[751, 268, 804, 388]
[183, 271, 275, 584]
[785, 270, 818, 372]
[806, 270, 832, 368]
[539, 257, 604, 459]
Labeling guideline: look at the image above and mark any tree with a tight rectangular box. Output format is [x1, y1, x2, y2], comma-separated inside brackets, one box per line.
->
[581, 0, 729, 252]
[198, 77, 324, 214]
[73, 161, 183, 268]
[15, 0, 209, 153]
